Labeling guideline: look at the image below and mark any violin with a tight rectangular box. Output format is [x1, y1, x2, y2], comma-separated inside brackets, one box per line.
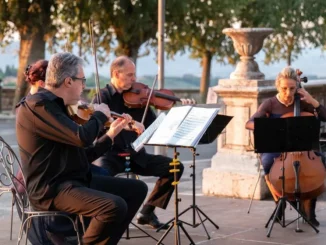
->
[269, 69, 326, 200]
[123, 82, 188, 111]
[67, 104, 133, 128]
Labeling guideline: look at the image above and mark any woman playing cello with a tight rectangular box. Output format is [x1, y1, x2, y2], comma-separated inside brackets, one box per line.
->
[245, 66, 326, 226]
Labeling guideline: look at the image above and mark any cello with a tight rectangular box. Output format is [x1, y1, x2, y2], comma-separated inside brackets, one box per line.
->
[269, 70, 326, 201]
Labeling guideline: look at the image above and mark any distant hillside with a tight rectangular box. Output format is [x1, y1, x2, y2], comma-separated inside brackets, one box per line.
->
[1, 41, 326, 81]
[85, 73, 220, 89]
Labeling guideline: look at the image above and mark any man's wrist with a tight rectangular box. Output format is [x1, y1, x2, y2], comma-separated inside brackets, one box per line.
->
[312, 99, 320, 108]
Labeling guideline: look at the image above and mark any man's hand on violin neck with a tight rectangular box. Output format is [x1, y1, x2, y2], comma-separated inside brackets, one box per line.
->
[126, 121, 144, 135]
[93, 103, 111, 119]
[180, 98, 196, 105]
[106, 115, 132, 140]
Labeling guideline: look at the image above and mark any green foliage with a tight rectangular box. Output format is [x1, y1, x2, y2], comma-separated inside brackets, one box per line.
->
[2, 65, 17, 77]
[0, 0, 57, 43]
[86, 73, 110, 88]
[0, 65, 17, 79]
[54, 0, 104, 63]
[239, 0, 326, 65]
[165, 0, 244, 64]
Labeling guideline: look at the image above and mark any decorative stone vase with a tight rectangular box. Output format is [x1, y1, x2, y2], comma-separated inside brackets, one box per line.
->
[222, 28, 273, 80]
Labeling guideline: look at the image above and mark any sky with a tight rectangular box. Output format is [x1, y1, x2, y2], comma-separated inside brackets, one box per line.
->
[1, 41, 326, 80]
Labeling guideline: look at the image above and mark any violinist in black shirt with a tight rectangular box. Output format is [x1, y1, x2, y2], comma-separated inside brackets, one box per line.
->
[16, 52, 148, 245]
[92, 56, 194, 229]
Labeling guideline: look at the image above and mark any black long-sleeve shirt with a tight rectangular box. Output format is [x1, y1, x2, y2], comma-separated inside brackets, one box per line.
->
[16, 89, 112, 210]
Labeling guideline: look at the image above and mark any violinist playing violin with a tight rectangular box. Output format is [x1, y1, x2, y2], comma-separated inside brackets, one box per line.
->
[245, 66, 326, 226]
[92, 55, 195, 229]
[16, 52, 148, 245]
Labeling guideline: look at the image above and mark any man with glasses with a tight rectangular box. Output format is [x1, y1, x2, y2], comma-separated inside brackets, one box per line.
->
[71, 76, 87, 85]
[16, 52, 148, 245]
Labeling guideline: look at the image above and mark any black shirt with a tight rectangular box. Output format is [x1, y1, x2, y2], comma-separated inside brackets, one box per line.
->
[93, 83, 156, 154]
[16, 88, 112, 210]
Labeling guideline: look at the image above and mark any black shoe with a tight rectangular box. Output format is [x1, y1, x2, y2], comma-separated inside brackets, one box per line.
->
[136, 212, 169, 229]
[308, 217, 320, 227]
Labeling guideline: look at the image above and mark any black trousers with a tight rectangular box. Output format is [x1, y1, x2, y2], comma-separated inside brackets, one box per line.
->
[95, 152, 184, 209]
[51, 175, 148, 245]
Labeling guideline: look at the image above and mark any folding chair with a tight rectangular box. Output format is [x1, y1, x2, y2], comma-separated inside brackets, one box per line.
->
[0, 136, 84, 245]
[0, 152, 15, 240]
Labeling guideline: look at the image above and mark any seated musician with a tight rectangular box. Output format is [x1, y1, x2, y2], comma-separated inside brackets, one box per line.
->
[16, 52, 148, 245]
[25, 59, 48, 95]
[245, 66, 326, 226]
[17, 59, 112, 244]
[92, 56, 194, 229]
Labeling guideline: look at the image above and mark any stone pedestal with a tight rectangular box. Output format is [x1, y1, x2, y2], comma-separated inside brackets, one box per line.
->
[203, 79, 276, 199]
[202, 27, 275, 200]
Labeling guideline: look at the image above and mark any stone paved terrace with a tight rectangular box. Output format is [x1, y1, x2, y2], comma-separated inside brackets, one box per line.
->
[1, 173, 326, 245]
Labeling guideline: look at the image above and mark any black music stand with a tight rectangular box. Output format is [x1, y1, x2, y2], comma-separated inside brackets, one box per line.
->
[254, 116, 320, 237]
[157, 111, 232, 240]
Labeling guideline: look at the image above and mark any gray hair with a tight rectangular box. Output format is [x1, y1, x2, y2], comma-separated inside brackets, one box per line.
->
[275, 66, 297, 87]
[110, 56, 134, 77]
[46, 52, 84, 88]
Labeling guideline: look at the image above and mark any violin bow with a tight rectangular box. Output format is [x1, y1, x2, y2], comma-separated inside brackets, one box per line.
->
[89, 19, 102, 104]
[141, 75, 158, 125]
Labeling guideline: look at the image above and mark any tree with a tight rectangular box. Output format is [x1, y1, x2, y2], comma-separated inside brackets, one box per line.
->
[5, 64, 17, 76]
[164, 0, 242, 102]
[239, 0, 326, 66]
[0, 0, 56, 112]
[54, 0, 101, 61]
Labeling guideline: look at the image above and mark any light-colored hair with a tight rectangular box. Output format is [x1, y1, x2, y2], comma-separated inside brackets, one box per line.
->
[275, 66, 297, 87]
[46, 52, 84, 88]
[110, 56, 134, 77]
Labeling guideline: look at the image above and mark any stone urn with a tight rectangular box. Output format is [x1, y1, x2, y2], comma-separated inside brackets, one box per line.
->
[222, 28, 273, 80]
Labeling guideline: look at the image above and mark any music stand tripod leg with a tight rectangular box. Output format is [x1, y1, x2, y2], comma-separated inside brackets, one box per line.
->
[156, 147, 195, 245]
[158, 147, 219, 240]
[119, 153, 159, 241]
[292, 161, 319, 233]
[266, 197, 286, 237]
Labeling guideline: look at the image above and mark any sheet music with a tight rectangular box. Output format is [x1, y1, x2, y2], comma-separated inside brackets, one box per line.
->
[147, 106, 192, 145]
[147, 106, 219, 147]
[131, 113, 166, 152]
[169, 107, 219, 147]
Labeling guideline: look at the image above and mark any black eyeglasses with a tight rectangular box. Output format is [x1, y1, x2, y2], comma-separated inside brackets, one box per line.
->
[71, 76, 86, 85]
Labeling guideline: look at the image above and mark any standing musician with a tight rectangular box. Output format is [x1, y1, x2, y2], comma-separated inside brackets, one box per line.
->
[16, 52, 148, 245]
[92, 56, 194, 229]
[245, 66, 326, 226]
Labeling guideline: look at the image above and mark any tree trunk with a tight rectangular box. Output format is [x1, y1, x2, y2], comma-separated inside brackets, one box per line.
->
[116, 42, 139, 66]
[127, 46, 139, 66]
[287, 52, 291, 66]
[12, 30, 45, 113]
[200, 51, 212, 103]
